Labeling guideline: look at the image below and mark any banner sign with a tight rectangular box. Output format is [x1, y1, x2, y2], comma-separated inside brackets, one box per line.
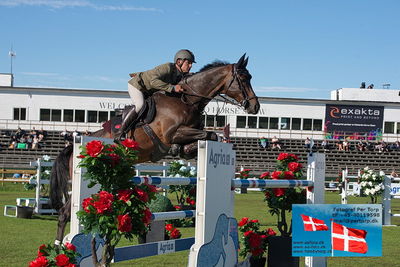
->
[325, 104, 384, 134]
[292, 204, 382, 257]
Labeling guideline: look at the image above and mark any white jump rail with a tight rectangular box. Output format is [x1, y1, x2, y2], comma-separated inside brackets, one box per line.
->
[383, 176, 400, 226]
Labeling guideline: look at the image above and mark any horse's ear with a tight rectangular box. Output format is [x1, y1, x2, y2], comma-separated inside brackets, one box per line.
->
[243, 56, 249, 68]
[237, 53, 246, 68]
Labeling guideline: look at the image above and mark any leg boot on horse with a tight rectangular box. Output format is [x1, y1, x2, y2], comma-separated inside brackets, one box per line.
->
[116, 105, 138, 140]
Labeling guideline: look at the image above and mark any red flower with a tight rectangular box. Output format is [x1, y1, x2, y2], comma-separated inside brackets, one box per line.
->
[266, 228, 277, 236]
[273, 188, 286, 197]
[284, 171, 294, 179]
[118, 214, 132, 232]
[174, 205, 182, 210]
[189, 199, 195, 206]
[65, 242, 76, 251]
[271, 171, 282, 179]
[98, 191, 114, 202]
[288, 162, 302, 172]
[170, 228, 182, 239]
[142, 208, 152, 225]
[260, 172, 270, 179]
[117, 189, 133, 202]
[37, 244, 47, 257]
[165, 223, 174, 232]
[147, 184, 157, 193]
[78, 154, 85, 159]
[109, 153, 120, 167]
[55, 254, 70, 266]
[85, 140, 104, 157]
[135, 188, 149, 202]
[29, 256, 49, 267]
[243, 230, 253, 237]
[238, 217, 249, 227]
[121, 138, 139, 150]
[248, 233, 262, 248]
[82, 197, 94, 213]
[277, 153, 289, 161]
[264, 191, 271, 198]
[250, 219, 259, 223]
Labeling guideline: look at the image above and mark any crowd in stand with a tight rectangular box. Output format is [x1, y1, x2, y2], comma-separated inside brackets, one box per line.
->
[257, 135, 400, 153]
[7, 127, 47, 150]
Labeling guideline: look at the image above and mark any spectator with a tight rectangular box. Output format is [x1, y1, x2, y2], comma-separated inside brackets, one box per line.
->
[367, 84, 374, 89]
[83, 130, 91, 136]
[391, 170, 398, 177]
[15, 127, 25, 139]
[271, 136, 281, 150]
[304, 137, 311, 149]
[32, 136, 39, 150]
[356, 140, 365, 151]
[342, 139, 350, 151]
[391, 141, 400, 151]
[30, 127, 38, 138]
[259, 136, 268, 148]
[336, 139, 344, 151]
[321, 139, 329, 150]
[37, 128, 47, 142]
[13, 173, 21, 179]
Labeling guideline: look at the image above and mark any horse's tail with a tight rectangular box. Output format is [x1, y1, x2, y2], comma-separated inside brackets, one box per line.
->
[50, 144, 73, 211]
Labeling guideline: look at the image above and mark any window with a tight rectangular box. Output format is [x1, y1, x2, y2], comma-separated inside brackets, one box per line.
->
[64, 109, 73, 122]
[99, 111, 108, 122]
[13, 108, 26, 120]
[259, 117, 268, 129]
[397, 122, 400, 134]
[51, 109, 62, 121]
[110, 111, 116, 118]
[206, 115, 214, 127]
[248, 117, 257, 128]
[215, 116, 226, 127]
[384, 122, 395, 134]
[292, 118, 301, 130]
[303, 119, 312, 130]
[237, 116, 246, 128]
[75, 110, 85, 122]
[313, 119, 322, 131]
[280, 117, 291, 130]
[269, 117, 279, 129]
[87, 110, 98, 123]
[40, 109, 51, 121]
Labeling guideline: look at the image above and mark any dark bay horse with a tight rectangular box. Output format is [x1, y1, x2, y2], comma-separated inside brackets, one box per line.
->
[50, 54, 260, 244]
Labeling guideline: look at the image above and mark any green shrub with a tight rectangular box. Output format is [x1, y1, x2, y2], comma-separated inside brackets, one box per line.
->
[148, 194, 174, 212]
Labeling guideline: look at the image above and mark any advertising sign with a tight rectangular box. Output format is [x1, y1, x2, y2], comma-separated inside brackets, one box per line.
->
[292, 204, 382, 257]
[325, 104, 384, 135]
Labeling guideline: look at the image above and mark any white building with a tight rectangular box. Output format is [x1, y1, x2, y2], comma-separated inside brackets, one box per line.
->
[0, 73, 399, 141]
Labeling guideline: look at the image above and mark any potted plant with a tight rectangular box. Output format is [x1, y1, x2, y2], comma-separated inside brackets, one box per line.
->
[238, 217, 276, 267]
[261, 153, 305, 267]
[74, 139, 157, 266]
[358, 166, 384, 203]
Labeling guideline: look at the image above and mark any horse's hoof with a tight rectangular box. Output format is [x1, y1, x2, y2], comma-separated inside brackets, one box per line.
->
[170, 144, 181, 156]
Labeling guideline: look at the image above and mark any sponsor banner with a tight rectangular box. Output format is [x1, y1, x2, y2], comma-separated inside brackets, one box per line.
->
[325, 104, 384, 133]
[292, 204, 382, 257]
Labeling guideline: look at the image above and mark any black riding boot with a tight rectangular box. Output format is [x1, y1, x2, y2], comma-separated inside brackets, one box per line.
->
[116, 106, 138, 140]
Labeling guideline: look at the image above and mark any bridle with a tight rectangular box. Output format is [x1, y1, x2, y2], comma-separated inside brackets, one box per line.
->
[181, 64, 257, 109]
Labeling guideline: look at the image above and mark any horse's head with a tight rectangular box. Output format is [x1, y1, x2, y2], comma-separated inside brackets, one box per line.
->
[222, 54, 260, 114]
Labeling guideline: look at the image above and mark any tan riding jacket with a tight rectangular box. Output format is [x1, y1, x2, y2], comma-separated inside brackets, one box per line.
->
[128, 63, 183, 94]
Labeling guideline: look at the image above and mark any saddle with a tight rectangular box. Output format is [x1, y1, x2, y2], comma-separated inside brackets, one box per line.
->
[107, 97, 156, 135]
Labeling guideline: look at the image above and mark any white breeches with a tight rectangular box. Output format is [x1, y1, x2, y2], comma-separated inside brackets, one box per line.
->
[128, 83, 144, 111]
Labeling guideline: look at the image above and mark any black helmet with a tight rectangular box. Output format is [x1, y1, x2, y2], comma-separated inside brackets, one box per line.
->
[174, 49, 196, 63]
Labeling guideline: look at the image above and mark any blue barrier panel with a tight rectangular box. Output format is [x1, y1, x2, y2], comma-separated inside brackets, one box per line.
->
[113, 237, 195, 262]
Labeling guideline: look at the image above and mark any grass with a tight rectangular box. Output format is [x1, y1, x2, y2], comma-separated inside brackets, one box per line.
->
[0, 184, 399, 267]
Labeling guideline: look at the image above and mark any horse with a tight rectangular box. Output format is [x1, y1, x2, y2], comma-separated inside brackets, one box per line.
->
[50, 54, 260, 245]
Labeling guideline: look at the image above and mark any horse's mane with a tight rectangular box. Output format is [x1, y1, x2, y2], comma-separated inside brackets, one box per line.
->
[199, 60, 230, 72]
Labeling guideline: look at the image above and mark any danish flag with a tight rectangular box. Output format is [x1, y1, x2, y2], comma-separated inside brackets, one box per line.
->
[300, 214, 328, 231]
[332, 222, 368, 254]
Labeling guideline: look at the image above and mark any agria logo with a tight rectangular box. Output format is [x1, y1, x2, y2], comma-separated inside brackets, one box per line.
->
[329, 106, 381, 118]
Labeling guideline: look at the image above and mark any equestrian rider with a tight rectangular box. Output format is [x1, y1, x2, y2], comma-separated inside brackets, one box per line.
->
[117, 49, 196, 137]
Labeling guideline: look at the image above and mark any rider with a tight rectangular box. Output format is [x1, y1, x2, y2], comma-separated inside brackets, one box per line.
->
[117, 49, 196, 137]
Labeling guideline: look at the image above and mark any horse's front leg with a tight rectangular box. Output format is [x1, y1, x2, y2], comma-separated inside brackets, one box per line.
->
[55, 198, 71, 246]
[171, 126, 218, 159]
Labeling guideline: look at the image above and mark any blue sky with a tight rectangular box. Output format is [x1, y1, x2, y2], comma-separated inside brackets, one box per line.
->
[0, 0, 399, 99]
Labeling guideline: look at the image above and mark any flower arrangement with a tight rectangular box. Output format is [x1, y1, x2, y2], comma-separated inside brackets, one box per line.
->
[165, 223, 182, 239]
[358, 167, 384, 203]
[75, 139, 157, 266]
[29, 242, 79, 267]
[239, 168, 252, 179]
[168, 160, 197, 208]
[261, 153, 306, 236]
[238, 217, 276, 259]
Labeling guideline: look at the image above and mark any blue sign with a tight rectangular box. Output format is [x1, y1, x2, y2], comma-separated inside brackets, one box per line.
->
[292, 204, 382, 257]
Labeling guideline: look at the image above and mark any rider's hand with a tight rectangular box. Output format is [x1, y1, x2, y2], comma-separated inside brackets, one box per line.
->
[173, 84, 185, 93]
